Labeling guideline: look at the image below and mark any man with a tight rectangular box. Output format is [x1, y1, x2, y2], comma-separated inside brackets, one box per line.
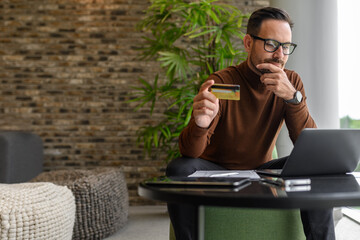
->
[166, 7, 335, 240]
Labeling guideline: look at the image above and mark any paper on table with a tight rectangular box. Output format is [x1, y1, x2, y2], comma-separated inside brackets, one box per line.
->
[349, 172, 360, 178]
[348, 172, 360, 186]
[188, 170, 260, 179]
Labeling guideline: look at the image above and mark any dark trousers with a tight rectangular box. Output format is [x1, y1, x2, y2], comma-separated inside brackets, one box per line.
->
[166, 157, 335, 240]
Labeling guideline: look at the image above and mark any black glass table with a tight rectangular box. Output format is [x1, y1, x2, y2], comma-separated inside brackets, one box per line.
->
[139, 175, 360, 209]
[138, 174, 360, 240]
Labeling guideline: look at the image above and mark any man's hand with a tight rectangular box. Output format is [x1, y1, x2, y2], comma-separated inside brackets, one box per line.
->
[257, 63, 296, 100]
[193, 80, 219, 128]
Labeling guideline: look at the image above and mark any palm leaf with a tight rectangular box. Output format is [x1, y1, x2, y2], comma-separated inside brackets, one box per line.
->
[130, 0, 248, 161]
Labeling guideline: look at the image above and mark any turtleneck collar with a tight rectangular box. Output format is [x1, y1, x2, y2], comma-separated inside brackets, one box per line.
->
[237, 59, 265, 90]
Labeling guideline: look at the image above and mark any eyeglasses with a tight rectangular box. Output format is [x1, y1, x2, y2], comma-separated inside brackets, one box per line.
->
[250, 35, 297, 55]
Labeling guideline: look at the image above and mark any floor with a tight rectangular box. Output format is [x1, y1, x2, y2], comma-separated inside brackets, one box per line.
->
[105, 205, 170, 240]
[105, 205, 360, 240]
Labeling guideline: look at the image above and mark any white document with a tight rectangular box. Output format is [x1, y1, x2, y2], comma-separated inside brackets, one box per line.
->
[348, 172, 360, 186]
[188, 170, 260, 179]
[349, 172, 360, 178]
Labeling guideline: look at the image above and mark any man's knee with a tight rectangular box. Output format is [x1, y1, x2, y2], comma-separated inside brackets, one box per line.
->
[166, 157, 226, 177]
[166, 157, 200, 177]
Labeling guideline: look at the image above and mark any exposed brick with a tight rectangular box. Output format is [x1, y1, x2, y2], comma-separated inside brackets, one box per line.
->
[0, 0, 269, 205]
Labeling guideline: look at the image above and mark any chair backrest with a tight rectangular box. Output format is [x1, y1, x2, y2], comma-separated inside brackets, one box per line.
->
[0, 131, 43, 183]
[170, 207, 305, 240]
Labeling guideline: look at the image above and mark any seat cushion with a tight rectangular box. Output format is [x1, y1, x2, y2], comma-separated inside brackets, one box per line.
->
[203, 207, 305, 240]
[170, 207, 305, 240]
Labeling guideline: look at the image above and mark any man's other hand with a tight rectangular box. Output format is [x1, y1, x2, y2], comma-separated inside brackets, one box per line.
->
[193, 80, 219, 128]
[257, 63, 296, 100]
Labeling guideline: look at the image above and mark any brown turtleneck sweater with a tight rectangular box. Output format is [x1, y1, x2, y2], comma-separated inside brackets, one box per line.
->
[179, 61, 316, 170]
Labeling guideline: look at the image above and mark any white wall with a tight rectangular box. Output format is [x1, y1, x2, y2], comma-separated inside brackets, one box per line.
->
[270, 0, 339, 156]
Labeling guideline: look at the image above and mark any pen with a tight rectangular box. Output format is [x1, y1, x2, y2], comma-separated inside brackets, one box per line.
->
[210, 172, 239, 177]
[260, 178, 311, 188]
[260, 178, 284, 187]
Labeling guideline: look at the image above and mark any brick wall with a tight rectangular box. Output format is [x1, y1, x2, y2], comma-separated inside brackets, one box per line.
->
[0, 0, 268, 205]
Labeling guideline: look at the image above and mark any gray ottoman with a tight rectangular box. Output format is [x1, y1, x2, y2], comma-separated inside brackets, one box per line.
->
[33, 168, 129, 240]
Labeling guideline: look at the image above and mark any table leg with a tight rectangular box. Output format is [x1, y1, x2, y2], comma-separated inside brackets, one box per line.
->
[198, 205, 205, 240]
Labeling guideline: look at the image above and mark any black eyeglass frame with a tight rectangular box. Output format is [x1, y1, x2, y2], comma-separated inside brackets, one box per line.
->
[250, 35, 297, 55]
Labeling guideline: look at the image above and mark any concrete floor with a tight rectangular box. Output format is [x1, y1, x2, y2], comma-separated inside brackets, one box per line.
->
[105, 205, 169, 240]
[336, 217, 360, 240]
[105, 205, 360, 240]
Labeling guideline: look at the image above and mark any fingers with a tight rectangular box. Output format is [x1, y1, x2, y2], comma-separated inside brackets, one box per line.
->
[193, 96, 218, 112]
[260, 72, 296, 99]
[193, 97, 219, 128]
[261, 79, 277, 88]
[256, 63, 281, 73]
[199, 79, 215, 93]
[193, 105, 217, 118]
[260, 73, 281, 85]
[192, 80, 219, 128]
[194, 80, 217, 103]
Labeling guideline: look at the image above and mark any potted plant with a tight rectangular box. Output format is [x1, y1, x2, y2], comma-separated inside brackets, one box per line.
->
[129, 0, 248, 162]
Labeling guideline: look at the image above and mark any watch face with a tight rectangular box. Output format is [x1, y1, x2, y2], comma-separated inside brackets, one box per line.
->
[295, 91, 303, 102]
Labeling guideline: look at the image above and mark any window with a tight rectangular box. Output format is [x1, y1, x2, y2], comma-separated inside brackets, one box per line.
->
[338, 0, 360, 128]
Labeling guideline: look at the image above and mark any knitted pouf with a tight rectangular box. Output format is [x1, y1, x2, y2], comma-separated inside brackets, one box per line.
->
[0, 182, 75, 240]
[33, 168, 129, 240]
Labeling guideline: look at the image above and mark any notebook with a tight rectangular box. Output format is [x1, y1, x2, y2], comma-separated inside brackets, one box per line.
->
[256, 129, 360, 177]
[144, 176, 249, 188]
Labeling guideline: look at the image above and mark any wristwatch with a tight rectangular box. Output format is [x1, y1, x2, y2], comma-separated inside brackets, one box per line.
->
[284, 91, 303, 105]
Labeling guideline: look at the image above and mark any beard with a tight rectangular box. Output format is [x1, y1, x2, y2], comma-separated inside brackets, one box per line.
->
[263, 58, 285, 68]
[249, 54, 286, 75]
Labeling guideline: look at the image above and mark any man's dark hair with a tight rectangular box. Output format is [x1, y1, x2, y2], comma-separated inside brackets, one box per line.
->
[246, 7, 294, 35]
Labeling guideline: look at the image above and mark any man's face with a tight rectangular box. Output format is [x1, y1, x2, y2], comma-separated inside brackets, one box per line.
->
[246, 19, 292, 75]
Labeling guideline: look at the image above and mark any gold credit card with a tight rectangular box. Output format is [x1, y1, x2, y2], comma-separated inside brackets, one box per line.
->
[210, 84, 240, 100]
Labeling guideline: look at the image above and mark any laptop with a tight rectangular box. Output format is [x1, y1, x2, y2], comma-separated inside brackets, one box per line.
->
[256, 129, 360, 177]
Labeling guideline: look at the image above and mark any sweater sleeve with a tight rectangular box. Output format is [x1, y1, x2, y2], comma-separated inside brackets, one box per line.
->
[179, 114, 220, 158]
[178, 73, 225, 158]
[284, 72, 317, 143]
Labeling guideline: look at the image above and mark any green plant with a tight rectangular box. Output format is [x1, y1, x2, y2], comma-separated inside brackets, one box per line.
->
[340, 115, 360, 129]
[129, 0, 248, 162]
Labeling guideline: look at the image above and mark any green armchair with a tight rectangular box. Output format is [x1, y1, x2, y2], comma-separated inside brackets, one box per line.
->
[170, 207, 305, 240]
[169, 147, 305, 240]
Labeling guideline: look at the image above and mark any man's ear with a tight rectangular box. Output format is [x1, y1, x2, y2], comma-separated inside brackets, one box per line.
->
[243, 34, 252, 53]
